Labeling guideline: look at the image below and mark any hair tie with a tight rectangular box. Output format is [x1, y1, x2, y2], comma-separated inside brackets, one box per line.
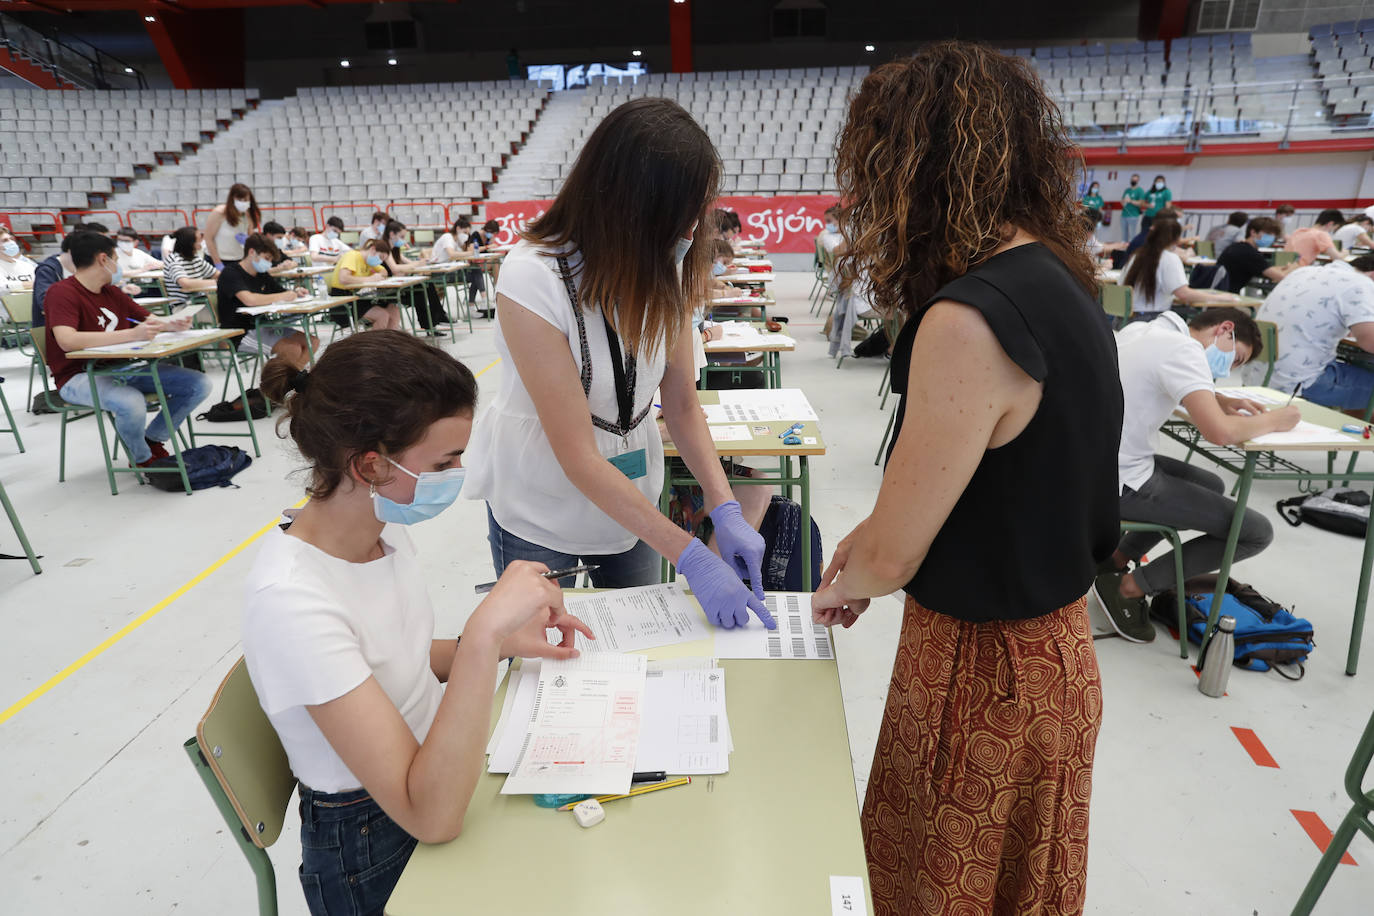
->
[290, 369, 310, 393]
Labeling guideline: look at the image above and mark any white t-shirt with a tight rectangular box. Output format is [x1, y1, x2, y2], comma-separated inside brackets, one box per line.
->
[359, 224, 383, 245]
[1333, 223, 1368, 251]
[464, 240, 669, 555]
[241, 526, 444, 793]
[1121, 248, 1188, 315]
[309, 233, 350, 258]
[430, 232, 467, 263]
[817, 229, 842, 255]
[115, 245, 159, 273]
[1266, 261, 1374, 392]
[1115, 311, 1215, 493]
[0, 254, 38, 293]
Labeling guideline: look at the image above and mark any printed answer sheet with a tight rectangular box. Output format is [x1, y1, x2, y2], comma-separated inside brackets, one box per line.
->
[560, 582, 711, 653]
[635, 668, 730, 775]
[703, 388, 819, 424]
[712, 592, 834, 660]
[501, 654, 648, 795]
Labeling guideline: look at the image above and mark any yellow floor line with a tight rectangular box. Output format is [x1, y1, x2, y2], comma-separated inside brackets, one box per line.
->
[0, 355, 502, 729]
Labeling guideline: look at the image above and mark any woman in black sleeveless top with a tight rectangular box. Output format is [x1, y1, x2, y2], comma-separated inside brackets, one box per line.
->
[811, 43, 1123, 916]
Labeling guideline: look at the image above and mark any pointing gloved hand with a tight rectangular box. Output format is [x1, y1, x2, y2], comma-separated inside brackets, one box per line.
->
[708, 499, 766, 603]
[677, 538, 776, 630]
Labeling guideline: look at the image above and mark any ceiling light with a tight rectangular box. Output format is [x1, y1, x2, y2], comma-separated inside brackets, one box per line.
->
[124, 67, 134, 73]
[340, 59, 351, 68]
[632, 49, 642, 57]
[144, 15, 155, 22]
[864, 44, 875, 52]
[388, 58, 398, 66]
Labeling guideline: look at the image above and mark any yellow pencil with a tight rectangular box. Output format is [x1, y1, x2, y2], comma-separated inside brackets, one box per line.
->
[557, 776, 692, 811]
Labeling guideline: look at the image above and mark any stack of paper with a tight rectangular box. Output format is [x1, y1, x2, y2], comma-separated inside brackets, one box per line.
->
[560, 582, 711, 653]
[703, 388, 818, 423]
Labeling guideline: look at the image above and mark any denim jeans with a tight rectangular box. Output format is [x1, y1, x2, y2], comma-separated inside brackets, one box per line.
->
[486, 505, 662, 587]
[297, 785, 416, 916]
[1116, 454, 1273, 595]
[59, 365, 213, 465]
[1300, 361, 1374, 412]
[1120, 214, 1139, 243]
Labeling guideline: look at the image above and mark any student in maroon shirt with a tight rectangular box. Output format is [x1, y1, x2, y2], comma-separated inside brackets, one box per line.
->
[45, 232, 213, 468]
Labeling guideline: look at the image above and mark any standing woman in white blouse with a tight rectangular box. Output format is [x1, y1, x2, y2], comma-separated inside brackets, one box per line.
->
[203, 182, 261, 268]
[465, 97, 776, 631]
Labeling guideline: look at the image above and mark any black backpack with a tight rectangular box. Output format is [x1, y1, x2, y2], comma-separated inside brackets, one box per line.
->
[144, 445, 252, 491]
[758, 495, 824, 591]
[197, 388, 270, 422]
[1277, 488, 1371, 538]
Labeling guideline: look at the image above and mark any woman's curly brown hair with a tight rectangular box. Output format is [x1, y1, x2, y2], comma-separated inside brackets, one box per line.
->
[834, 41, 1096, 316]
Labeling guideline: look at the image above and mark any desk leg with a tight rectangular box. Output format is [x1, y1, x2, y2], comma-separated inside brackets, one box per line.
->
[151, 363, 193, 495]
[85, 365, 120, 496]
[1347, 492, 1374, 675]
[1199, 451, 1257, 663]
[800, 456, 812, 590]
[227, 349, 262, 458]
[302, 315, 319, 366]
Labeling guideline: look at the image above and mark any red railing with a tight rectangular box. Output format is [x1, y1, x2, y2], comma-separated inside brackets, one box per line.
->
[0, 211, 65, 249]
[191, 207, 216, 228]
[318, 201, 380, 230]
[385, 200, 450, 229]
[126, 208, 193, 236]
[261, 204, 321, 233]
[59, 209, 127, 229]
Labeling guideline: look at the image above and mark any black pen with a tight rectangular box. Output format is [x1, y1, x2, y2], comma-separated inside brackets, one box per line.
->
[632, 771, 667, 783]
[1286, 384, 1300, 406]
[473, 564, 600, 594]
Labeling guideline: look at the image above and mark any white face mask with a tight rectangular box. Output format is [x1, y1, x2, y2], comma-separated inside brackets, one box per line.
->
[1153, 181, 1165, 190]
[325, 229, 339, 240]
[233, 198, 251, 213]
[117, 239, 134, 251]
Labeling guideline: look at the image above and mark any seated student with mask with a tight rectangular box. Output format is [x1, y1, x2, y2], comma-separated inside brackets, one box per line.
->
[260, 221, 300, 273]
[359, 211, 389, 246]
[1264, 254, 1374, 411]
[461, 220, 501, 317]
[287, 227, 312, 258]
[1094, 308, 1301, 641]
[381, 220, 448, 333]
[163, 227, 221, 308]
[1284, 208, 1344, 265]
[1120, 219, 1236, 320]
[429, 217, 470, 264]
[0, 226, 37, 294]
[216, 234, 316, 369]
[114, 227, 162, 274]
[1333, 214, 1374, 252]
[44, 232, 211, 467]
[1215, 216, 1299, 293]
[329, 238, 399, 331]
[1206, 211, 1249, 250]
[817, 206, 843, 255]
[309, 217, 351, 265]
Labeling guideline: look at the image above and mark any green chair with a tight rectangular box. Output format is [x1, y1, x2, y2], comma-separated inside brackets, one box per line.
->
[808, 237, 828, 305]
[1119, 521, 1188, 658]
[184, 658, 297, 916]
[1100, 283, 1133, 327]
[1195, 239, 1216, 259]
[812, 242, 837, 317]
[0, 474, 41, 574]
[412, 228, 436, 246]
[1255, 319, 1279, 387]
[1291, 704, 1374, 915]
[1, 290, 41, 409]
[1275, 250, 1300, 268]
[30, 331, 103, 482]
[0, 380, 22, 452]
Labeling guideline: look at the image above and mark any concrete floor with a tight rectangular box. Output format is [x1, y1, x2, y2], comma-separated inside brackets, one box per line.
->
[1, 273, 1372, 914]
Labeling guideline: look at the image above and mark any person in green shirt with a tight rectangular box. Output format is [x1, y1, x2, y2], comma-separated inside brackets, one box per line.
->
[1120, 173, 1146, 242]
[1081, 181, 1103, 211]
[1143, 174, 1173, 230]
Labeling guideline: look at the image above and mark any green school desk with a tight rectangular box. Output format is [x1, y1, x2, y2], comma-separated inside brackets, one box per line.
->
[244, 295, 359, 365]
[701, 327, 795, 389]
[385, 616, 872, 915]
[1164, 386, 1374, 674]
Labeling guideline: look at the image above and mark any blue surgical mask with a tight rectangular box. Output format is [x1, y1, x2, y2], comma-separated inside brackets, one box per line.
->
[251, 257, 272, 273]
[325, 229, 339, 240]
[674, 237, 692, 265]
[106, 255, 123, 288]
[1205, 338, 1236, 379]
[1, 240, 19, 258]
[365, 253, 383, 267]
[1257, 233, 1276, 247]
[372, 457, 466, 525]
[711, 261, 727, 276]
[824, 221, 839, 233]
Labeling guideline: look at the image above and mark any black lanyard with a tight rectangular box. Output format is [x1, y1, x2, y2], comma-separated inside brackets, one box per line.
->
[602, 310, 633, 432]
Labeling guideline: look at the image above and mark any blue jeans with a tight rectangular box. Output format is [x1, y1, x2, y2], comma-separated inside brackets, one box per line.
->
[1300, 361, 1374, 412]
[298, 786, 416, 916]
[1121, 214, 1139, 243]
[486, 505, 662, 587]
[59, 366, 213, 464]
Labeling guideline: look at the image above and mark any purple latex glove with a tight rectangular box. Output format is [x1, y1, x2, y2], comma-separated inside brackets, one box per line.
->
[234, 232, 247, 245]
[709, 499, 766, 603]
[677, 538, 776, 630]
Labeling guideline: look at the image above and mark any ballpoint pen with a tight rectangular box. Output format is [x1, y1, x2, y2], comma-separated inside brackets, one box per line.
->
[473, 564, 600, 594]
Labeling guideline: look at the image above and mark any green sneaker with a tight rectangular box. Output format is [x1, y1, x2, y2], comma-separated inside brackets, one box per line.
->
[1093, 568, 1156, 644]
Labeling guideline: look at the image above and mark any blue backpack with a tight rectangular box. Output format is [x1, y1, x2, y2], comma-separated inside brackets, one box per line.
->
[1161, 577, 1314, 678]
[145, 445, 252, 492]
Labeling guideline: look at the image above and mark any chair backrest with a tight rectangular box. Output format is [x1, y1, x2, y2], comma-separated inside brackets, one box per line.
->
[192, 658, 296, 850]
[1, 290, 33, 325]
[1275, 250, 1300, 267]
[1195, 239, 1215, 259]
[1100, 282, 1132, 320]
[1255, 318, 1279, 386]
[27, 330, 60, 399]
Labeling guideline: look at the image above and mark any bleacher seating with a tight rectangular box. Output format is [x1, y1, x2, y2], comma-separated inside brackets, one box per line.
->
[0, 87, 258, 231]
[1310, 20, 1374, 121]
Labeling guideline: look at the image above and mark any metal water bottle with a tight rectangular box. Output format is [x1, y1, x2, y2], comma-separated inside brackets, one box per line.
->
[1198, 615, 1237, 697]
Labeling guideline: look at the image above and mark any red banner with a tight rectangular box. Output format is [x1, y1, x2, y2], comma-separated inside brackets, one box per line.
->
[484, 195, 839, 253]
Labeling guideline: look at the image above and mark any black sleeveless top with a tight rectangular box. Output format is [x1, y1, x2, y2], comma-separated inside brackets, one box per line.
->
[887, 242, 1123, 622]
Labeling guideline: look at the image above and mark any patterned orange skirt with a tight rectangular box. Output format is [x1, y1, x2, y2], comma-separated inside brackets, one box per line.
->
[862, 595, 1102, 916]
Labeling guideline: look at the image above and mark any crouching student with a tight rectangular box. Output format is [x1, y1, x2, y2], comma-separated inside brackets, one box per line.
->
[243, 331, 593, 916]
[44, 233, 211, 467]
[1094, 308, 1301, 642]
[216, 234, 317, 371]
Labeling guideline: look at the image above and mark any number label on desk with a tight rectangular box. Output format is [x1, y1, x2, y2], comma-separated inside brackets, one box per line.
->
[830, 876, 867, 915]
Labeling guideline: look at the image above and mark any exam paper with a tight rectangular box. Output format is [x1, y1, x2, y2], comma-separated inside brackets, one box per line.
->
[560, 582, 711, 653]
[500, 654, 648, 795]
[170, 303, 204, 320]
[709, 424, 754, 442]
[1248, 420, 1356, 447]
[1215, 388, 1286, 405]
[706, 388, 819, 423]
[634, 668, 730, 775]
[713, 592, 835, 660]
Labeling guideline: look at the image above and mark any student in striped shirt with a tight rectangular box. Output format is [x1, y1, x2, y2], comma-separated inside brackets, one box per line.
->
[163, 227, 220, 306]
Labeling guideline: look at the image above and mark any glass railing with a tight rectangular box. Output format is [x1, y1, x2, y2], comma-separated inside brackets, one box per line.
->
[0, 13, 146, 90]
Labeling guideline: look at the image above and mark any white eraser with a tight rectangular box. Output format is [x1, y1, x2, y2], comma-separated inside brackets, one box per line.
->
[572, 799, 605, 828]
